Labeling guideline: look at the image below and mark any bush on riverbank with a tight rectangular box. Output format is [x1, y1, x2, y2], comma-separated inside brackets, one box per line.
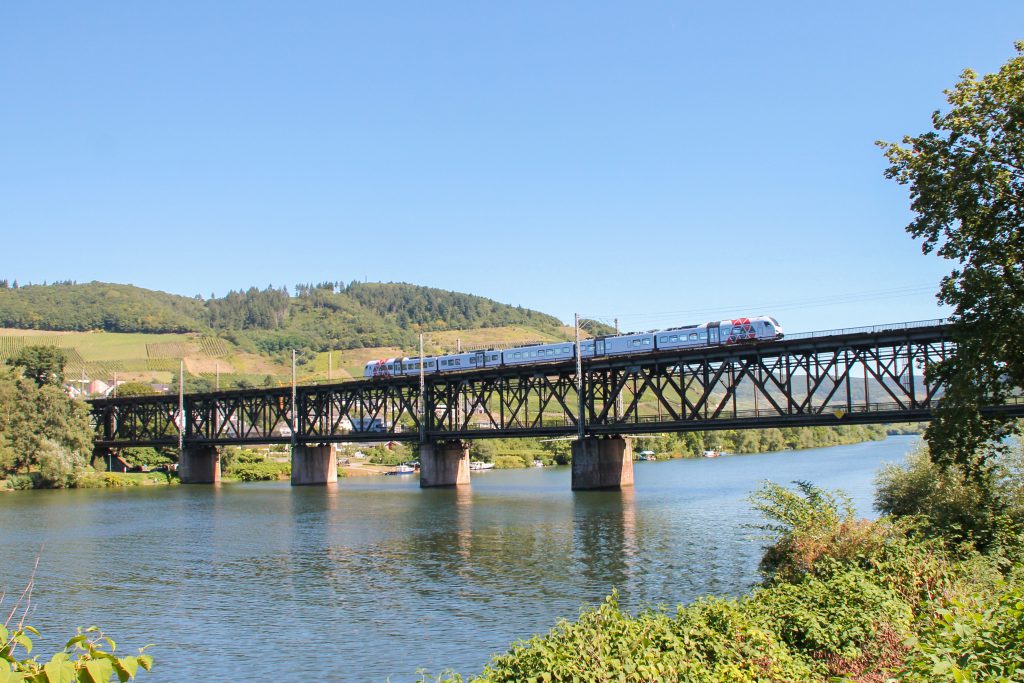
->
[2, 469, 178, 490]
[876, 443, 1024, 555]
[421, 460, 1024, 682]
[221, 447, 291, 481]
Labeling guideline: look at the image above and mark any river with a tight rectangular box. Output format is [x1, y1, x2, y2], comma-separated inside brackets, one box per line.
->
[0, 436, 918, 681]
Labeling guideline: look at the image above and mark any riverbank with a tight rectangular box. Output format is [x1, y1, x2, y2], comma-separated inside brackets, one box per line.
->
[2, 470, 178, 490]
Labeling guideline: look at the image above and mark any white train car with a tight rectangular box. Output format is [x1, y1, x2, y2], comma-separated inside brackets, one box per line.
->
[502, 342, 574, 366]
[363, 316, 784, 378]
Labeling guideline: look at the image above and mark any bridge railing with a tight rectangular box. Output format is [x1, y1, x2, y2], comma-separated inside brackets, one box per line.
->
[786, 319, 947, 341]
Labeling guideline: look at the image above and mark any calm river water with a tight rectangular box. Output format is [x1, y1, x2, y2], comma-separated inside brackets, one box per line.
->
[0, 436, 919, 681]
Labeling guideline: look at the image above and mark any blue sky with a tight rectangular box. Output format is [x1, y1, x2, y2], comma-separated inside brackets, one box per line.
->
[2, 2, 1022, 334]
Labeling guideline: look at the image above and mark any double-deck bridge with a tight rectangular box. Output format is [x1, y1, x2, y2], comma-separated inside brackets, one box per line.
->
[88, 320, 1024, 489]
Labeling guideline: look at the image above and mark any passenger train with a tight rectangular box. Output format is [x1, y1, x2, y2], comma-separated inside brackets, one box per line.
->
[363, 316, 783, 378]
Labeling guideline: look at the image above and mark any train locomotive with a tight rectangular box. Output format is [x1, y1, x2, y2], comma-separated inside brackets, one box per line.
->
[363, 316, 783, 378]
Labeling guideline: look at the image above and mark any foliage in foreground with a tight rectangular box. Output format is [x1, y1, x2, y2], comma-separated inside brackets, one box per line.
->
[1, 623, 152, 682]
[421, 475, 1024, 682]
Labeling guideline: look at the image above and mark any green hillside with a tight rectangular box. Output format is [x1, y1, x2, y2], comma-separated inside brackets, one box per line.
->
[0, 280, 581, 389]
[0, 280, 570, 349]
[0, 282, 206, 333]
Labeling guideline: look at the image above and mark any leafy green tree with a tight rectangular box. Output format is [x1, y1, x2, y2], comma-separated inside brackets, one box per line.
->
[0, 367, 93, 479]
[115, 381, 157, 397]
[6, 345, 68, 386]
[879, 43, 1024, 476]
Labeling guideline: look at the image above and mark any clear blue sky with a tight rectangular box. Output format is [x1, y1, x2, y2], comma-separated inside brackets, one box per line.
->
[2, 2, 1021, 333]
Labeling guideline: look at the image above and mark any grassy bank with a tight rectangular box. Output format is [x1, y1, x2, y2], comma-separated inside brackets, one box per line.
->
[2, 470, 179, 490]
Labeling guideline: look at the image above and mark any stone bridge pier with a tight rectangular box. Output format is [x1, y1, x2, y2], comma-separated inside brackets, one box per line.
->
[419, 440, 470, 487]
[571, 436, 634, 490]
[292, 444, 337, 486]
[179, 445, 221, 484]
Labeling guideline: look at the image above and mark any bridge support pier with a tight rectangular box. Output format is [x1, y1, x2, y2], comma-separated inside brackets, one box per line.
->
[571, 436, 634, 491]
[419, 441, 470, 487]
[180, 445, 221, 484]
[291, 444, 337, 486]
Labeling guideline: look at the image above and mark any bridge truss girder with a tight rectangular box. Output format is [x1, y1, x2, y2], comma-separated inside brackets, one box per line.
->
[89, 324, 1023, 448]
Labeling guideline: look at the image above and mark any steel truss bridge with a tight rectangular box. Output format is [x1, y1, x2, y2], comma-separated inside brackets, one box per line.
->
[89, 320, 1024, 449]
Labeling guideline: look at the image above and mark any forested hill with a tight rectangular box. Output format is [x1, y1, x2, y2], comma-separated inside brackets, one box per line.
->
[0, 280, 568, 353]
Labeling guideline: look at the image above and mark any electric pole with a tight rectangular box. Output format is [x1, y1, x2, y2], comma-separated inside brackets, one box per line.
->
[419, 334, 426, 444]
[178, 360, 184, 450]
[291, 350, 297, 447]
[575, 313, 585, 441]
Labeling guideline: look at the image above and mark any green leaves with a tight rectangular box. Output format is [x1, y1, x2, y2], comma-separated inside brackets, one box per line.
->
[879, 41, 1024, 475]
[1, 625, 153, 683]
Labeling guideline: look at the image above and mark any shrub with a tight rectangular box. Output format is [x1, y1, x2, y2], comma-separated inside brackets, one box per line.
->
[36, 439, 88, 488]
[897, 580, 1024, 681]
[462, 593, 815, 683]
[493, 455, 529, 469]
[748, 564, 913, 673]
[876, 445, 1024, 554]
[750, 480, 860, 582]
[3, 473, 37, 490]
[228, 461, 290, 481]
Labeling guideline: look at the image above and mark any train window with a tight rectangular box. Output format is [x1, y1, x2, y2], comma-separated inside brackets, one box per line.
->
[632, 340, 641, 346]
[643, 339, 651, 345]
[514, 352, 521, 359]
[455, 359, 461, 365]
[670, 335, 677, 342]
[689, 333, 698, 340]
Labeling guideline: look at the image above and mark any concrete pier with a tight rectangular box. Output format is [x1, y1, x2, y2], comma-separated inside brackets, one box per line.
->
[419, 441, 471, 487]
[571, 436, 634, 490]
[179, 445, 221, 484]
[291, 444, 337, 486]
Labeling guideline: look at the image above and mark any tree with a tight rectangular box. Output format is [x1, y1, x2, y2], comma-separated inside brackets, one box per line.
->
[879, 43, 1024, 476]
[0, 367, 93, 477]
[6, 345, 68, 386]
[115, 381, 157, 397]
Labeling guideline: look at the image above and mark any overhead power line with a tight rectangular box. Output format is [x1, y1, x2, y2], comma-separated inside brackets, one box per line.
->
[583, 283, 942, 329]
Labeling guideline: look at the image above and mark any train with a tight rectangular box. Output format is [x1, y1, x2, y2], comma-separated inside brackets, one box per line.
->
[363, 316, 784, 378]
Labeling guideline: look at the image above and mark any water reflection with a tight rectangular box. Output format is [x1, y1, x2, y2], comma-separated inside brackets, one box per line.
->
[571, 488, 639, 600]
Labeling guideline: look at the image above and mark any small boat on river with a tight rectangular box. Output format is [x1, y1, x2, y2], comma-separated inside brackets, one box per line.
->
[469, 461, 495, 471]
[702, 450, 724, 458]
[387, 464, 417, 475]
